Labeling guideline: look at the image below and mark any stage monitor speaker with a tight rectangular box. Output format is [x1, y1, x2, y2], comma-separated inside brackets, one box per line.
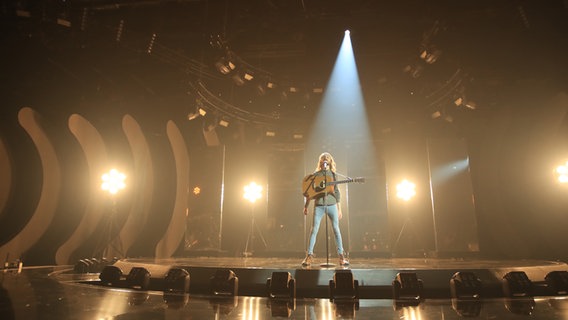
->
[210, 269, 238, 296]
[73, 259, 92, 274]
[330, 270, 359, 301]
[164, 268, 190, 294]
[80, 257, 114, 274]
[392, 272, 423, 301]
[450, 271, 482, 299]
[126, 267, 151, 290]
[502, 271, 532, 297]
[545, 271, 568, 295]
[267, 271, 295, 299]
[99, 265, 123, 286]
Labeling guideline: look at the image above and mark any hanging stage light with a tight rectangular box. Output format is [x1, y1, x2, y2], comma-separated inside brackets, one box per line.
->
[219, 119, 230, 128]
[215, 57, 236, 75]
[243, 72, 254, 81]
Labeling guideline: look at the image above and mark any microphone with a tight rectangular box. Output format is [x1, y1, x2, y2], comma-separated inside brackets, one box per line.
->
[322, 160, 329, 170]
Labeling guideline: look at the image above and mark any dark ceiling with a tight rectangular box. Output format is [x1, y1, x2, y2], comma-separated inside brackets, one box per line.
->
[2, 0, 568, 140]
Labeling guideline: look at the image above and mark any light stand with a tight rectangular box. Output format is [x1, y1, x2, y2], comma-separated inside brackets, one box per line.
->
[243, 202, 268, 257]
[95, 169, 126, 260]
[393, 214, 412, 253]
[95, 198, 125, 259]
[392, 179, 416, 255]
[242, 182, 267, 257]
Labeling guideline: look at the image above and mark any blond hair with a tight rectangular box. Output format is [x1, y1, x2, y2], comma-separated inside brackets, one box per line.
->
[315, 152, 336, 172]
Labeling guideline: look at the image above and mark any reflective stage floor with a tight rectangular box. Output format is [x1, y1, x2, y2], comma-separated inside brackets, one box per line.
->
[3, 256, 568, 319]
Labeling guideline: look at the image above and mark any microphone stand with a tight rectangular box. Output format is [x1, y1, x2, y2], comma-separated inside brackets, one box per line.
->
[321, 163, 335, 268]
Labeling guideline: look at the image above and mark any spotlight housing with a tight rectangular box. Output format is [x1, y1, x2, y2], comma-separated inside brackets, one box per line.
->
[100, 265, 123, 286]
[545, 271, 568, 295]
[215, 57, 236, 75]
[450, 271, 482, 299]
[164, 268, 190, 294]
[126, 267, 151, 290]
[392, 272, 423, 301]
[329, 270, 359, 302]
[502, 271, 532, 297]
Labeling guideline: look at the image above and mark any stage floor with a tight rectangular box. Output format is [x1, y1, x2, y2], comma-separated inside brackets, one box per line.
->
[2, 257, 568, 319]
[106, 256, 568, 298]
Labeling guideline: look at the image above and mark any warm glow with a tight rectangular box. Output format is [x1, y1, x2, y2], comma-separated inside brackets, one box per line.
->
[396, 179, 416, 201]
[556, 161, 568, 183]
[101, 169, 126, 195]
[401, 305, 423, 320]
[241, 296, 261, 320]
[244, 182, 262, 203]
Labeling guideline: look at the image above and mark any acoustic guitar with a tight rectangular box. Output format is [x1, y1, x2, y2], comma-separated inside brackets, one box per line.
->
[302, 174, 365, 199]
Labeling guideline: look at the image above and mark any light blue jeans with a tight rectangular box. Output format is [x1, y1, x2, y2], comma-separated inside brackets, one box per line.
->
[307, 204, 344, 255]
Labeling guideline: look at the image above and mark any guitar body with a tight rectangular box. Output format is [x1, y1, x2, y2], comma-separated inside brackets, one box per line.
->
[302, 174, 365, 199]
[302, 174, 335, 199]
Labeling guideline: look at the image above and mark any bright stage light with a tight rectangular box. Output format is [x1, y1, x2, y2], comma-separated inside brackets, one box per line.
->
[345, 30, 350, 35]
[556, 161, 568, 183]
[396, 179, 416, 201]
[243, 182, 262, 203]
[101, 169, 126, 195]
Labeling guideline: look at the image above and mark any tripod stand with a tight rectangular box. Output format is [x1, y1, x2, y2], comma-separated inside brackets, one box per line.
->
[393, 217, 410, 252]
[243, 203, 267, 257]
[393, 215, 423, 256]
[93, 198, 124, 260]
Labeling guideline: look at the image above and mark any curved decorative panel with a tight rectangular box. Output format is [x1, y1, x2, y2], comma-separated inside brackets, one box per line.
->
[0, 107, 60, 263]
[56, 114, 108, 265]
[120, 114, 153, 255]
[155, 120, 189, 258]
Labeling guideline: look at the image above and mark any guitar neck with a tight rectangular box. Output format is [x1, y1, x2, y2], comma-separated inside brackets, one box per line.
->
[328, 180, 349, 186]
[328, 178, 364, 186]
